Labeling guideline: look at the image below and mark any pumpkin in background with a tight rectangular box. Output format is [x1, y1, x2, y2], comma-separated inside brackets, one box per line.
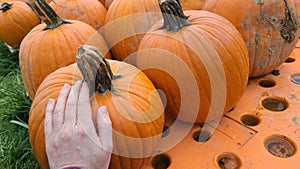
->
[202, 0, 300, 77]
[0, 1, 39, 48]
[49, 0, 107, 30]
[29, 45, 164, 169]
[19, 0, 110, 99]
[180, 0, 205, 10]
[104, 0, 161, 65]
[137, 0, 249, 123]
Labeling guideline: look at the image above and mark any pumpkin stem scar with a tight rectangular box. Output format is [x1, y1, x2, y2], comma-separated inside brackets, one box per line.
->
[28, 0, 71, 30]
[0, 2, 12, 12]
[280, 0, 298, 43]
[158, 0, 191, 32]
[76, 45, 122, 97]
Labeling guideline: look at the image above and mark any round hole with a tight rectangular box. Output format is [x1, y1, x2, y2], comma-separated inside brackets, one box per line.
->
[285, 57, 296, 63]
[193, 130, 211, 142]
[264, 135, 296, 158]
[258, 79, 276, 88]
[240, 114, 260, 126]
[261, 97, 288, 111]
[216, 152, 241, 169]
[290, 73, 300, 85]
[161, 125, 170, 138]
[151, 154, 171, 169]
[271, 69, 280, 76]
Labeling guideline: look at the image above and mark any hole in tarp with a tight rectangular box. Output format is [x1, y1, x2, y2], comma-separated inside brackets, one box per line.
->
[264, 135, 296, 158]
[217, 152, 241, 169]
[262, 97, 288, 111]
[285, 57, 296, 63]
[152, 154, 171, 169]
[290, 73, 300, 85]
[240, 114, 260, 126]
[193, 130, 211, 142]
[258, 79, 276, 88]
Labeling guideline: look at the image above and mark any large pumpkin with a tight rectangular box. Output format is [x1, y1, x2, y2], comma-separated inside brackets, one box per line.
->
[104, 0, 161, 64]
[137, 0, 249, 123]
[0, 1, 40, 48]
[20, 0, 110, 99]
[49, 0, 107, 30]
[29, 45, 164, 169]
[202, 0, 300, 77]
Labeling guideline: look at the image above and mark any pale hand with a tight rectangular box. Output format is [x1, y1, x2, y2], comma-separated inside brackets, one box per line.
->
[44, 81, 113, 169]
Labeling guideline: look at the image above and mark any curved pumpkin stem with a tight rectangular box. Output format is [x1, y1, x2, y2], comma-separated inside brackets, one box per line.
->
[280, 0, 298, 43]
[28, 0, 70, 30]
[158, 0, 191, 32]
[0, 2, 12, 12]
[76, 45, 121, 97]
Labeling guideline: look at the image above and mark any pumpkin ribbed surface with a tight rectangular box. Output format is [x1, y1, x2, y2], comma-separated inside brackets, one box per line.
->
[137, 9, 249, 123]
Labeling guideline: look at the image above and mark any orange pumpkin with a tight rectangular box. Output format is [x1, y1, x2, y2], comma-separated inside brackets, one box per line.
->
[20, 0, 110, 99]
[49, 0, 107, 30]
[180, 0, 205, 10]
[202, 0, 300, 77]
[29, 45, 164, 169]
[137, 0, 249, 123]
[0, 1, 39, 48]
[104, 0, 161, 64]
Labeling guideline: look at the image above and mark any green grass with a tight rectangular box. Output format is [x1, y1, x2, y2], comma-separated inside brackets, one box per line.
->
[0, 40, 40, 168]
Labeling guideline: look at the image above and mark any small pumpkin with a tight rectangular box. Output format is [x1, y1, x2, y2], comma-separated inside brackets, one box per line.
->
[0, 1, 40, 48]
[137, 0, 249, 123]
[20, 0, 110, 99]
[104, 0, 161, 64]
[29, 45, 164, 169]
[202, 0, 300, 77]
[49, 0, 107, 30]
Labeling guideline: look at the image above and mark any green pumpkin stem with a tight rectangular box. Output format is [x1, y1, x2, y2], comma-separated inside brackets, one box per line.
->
[28, 0, 70, 30]
[158, 0, 191, 32]
[0, 2, 12, 12]
[76, 45, 121, 97]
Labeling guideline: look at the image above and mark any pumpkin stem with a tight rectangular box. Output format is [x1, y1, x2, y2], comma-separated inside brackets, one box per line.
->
[28, 0, 70, 30]
[158, 0, 191, 32]
[280, 0, 298, 43]
[76, 45, 122, 97]
[0, 2, 12, 12]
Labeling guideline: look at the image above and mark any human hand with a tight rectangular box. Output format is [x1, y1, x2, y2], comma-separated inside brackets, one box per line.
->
[44, 81, 113, 169]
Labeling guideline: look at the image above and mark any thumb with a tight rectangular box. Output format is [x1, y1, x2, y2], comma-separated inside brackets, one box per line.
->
[97, 106, 113, 152]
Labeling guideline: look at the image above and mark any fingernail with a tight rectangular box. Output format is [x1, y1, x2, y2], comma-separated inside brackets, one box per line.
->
[62, 84, 69, 90]
[75, 80, 82, 85]
[48, 98, 55, 105]
[99, 106, 107, 114]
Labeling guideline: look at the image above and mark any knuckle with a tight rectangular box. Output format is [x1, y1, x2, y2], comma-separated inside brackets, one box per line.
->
[77, 125, 87, 137]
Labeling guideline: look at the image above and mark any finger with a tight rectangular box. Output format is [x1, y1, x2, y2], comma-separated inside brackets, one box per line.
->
[97, 106, 113, 152]
[65, 81, 82, 125]
[44, 99, 55, 139]
[77, 82, 93, 126]
[53, 84, 70, 130]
